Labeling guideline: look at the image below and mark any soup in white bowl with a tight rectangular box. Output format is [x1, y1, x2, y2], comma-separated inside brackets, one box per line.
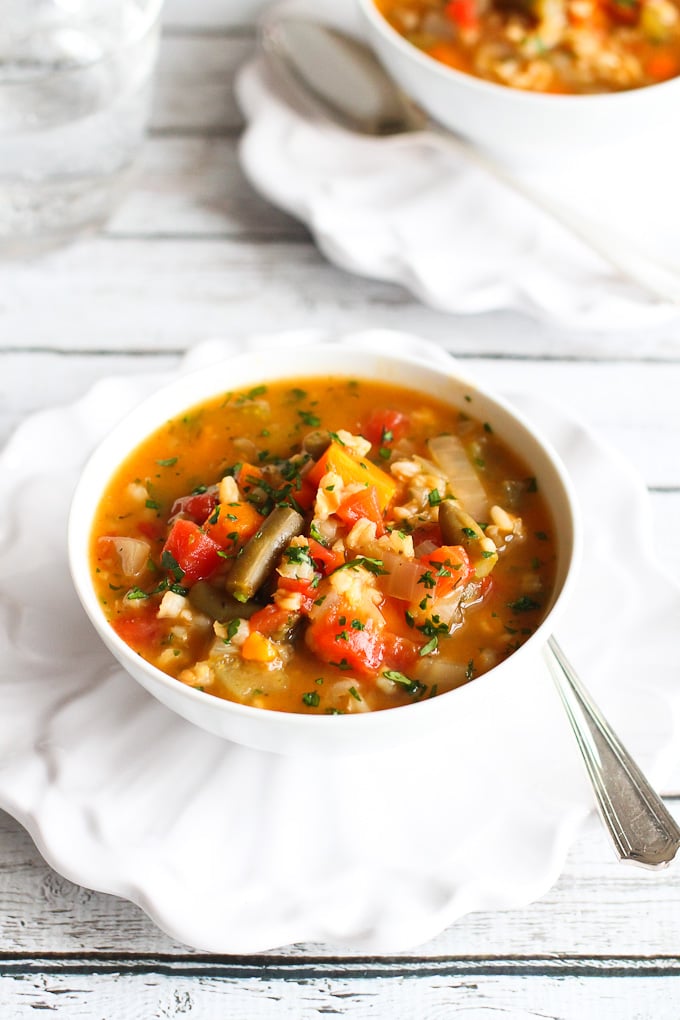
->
[69, 343, 580, 755]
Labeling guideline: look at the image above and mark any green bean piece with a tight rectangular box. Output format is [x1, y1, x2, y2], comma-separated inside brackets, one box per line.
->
[224, 506, 305, 602]
[301, 430, 332, 459]
[188, 581, 258, 621]
[438, 500, 461, 547]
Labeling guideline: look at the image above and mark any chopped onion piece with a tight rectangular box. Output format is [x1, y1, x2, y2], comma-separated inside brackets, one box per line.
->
[427, 434, 488, 519]
[376, 550, 424, 602]
[99, 536, 150, 577]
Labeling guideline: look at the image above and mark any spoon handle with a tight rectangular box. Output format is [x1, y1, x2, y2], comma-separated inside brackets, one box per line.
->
[544, 636, 680, 868]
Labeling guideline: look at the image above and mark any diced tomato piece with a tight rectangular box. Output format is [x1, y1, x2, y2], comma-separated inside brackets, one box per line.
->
[383, 632, 420, 673]
[203, 501, 263, 553]
[308, 537, 345, 575]
[112, 609, 163, 650]
[411, 522, 443, 553]
[362, 409, 410, 448]
[336, 485, 385, 536]
[604, 0, 640, 24]
[306, 608, 386, 676]
[277, 576, 317, 612]
[162, 518, 222, 584]
[420, 545, 473, 597]
[291, 476, 317, 511]
[248, 603, 295, 638]
[444, 0, 479, 30]
[170, 489, 218, 524]
[137, 520, 164, 543]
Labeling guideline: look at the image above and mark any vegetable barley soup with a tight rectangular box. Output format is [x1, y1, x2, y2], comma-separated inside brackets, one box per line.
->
[375, 0, 680, 93]
[91, 378, 557, 715]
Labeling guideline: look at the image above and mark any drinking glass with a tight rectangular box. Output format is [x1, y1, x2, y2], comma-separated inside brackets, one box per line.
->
[0, 0, 163, 252]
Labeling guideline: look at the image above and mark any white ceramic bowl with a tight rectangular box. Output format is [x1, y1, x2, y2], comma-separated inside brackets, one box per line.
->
[68, 341, 581, 756]
[355, 0, 680, 167]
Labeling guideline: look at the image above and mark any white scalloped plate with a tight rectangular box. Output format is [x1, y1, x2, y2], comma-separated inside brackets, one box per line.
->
[1, 330, 680, 953]
[235, 0, 680, 332]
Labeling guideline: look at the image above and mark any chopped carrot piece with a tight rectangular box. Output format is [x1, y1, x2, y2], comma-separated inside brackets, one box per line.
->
[426, 41, 466, 69]
[203, 501, 263, 553]
[236, 462, 266, 494]
[306, 442, 397, 511]
[646, 51, 679, 81]
[241, 631, 278, 663]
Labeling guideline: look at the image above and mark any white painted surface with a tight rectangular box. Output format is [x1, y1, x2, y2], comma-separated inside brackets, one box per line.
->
[2, 0, 680, 1014]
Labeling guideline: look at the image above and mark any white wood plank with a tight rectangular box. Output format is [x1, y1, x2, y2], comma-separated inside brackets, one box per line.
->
[151, 34, 254, 133]
[164, 0, 268, 30]
[0, 964, 676, 1018]
[4, 239, 680, 364]
[2, 808, 680, 957]
[107, 136, 305, 238]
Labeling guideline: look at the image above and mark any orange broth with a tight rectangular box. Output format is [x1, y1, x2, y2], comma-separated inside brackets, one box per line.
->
[91, 377, 557, 715]
[375, 0, 680, 94]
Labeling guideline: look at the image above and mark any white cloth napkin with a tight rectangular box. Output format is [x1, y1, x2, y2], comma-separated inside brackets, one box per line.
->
[235, 0, 680, 330]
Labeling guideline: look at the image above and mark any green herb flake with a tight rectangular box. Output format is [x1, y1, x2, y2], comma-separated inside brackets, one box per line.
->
[302, 691, 320, 707]
[383, 669, 425, 696]
[223, 619, 240, 644]
[428, 488, 443, 507]
[507, 595, 541, 613]
[298, 409, 322, 428]
[348, 686, 362, 702]
[145, 499, 161, 510]
[419, 636, 439, 656]
[161, 549, 185, 582]
[156, 457, 178, 467]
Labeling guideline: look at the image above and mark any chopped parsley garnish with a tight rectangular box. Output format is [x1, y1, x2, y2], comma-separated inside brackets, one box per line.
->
[419, 636, 439, 656]
[428, 488, 443, 507]
[418, 569, 436, 589]
[224, 619, 241, 644]
[161, 549, 185, 581]
[332, 556, 388, 576]
[507, 595, 541, 613]
[302, 691, 320, 707]
[461, 527, 478, 540]
[156, 457, 178, 467]
[383, 670, 425, 696]
[145, 498, 161, 510]
[298, 409, 322, 427]
[348, 686, 362, 702]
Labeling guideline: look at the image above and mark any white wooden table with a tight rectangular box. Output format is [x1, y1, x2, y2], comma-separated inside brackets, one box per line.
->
[2, 1, 680, 1015]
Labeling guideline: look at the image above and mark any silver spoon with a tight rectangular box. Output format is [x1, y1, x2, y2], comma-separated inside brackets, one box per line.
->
[259, 15, 680, 306]
[545, 637, 680, 868]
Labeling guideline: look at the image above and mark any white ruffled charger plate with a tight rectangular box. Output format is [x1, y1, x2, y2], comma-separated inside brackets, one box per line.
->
[235, 0, 680, 332]
[1, 330, 680, 953]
